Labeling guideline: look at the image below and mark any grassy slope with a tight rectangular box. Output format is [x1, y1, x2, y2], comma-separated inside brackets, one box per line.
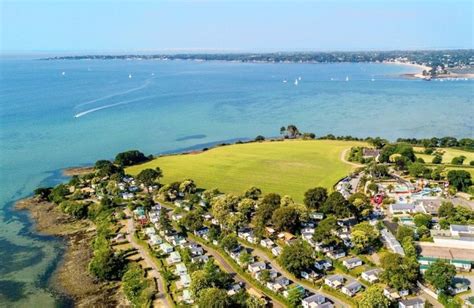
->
[414, 147, 474, 165]
[127, 140, 365, 202]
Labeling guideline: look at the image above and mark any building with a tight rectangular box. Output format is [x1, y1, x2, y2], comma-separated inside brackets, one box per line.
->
[361, 269, 381, 283]
[450, 224, 474, 237]
[398, 298, 424, 308]
[418, 256, 473, 271]
[175, 263, 187, 275]
[167, 251, 182, 264]
[389, 203, 416, 214]
[314, 260, 332, 271]
[180, 274, 191, 288]
[302, 293, 331, 308]
[272, 246, 282, 256]
[160, 243, 173, 254]
[342, 257, 363, 269]
[341, 281, 362, 296]
[260, 238, 275, 248]
[381, 229, 405, 255]
[326, 249, 346, 259]
[324, 275, 344, 288]
[248, 262, 266, 274]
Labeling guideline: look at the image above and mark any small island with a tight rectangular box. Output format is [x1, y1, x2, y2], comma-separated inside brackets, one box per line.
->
[18, 127, 474, 308]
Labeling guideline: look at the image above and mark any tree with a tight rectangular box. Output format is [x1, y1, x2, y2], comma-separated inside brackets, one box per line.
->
[259, 269, 271, 283]
[49, 184, 70, 204]
[255, 193, 281, 223]
[286, 124, 300, 138]
[190, 270, 212, 296]
[320, 192, 353, 218]
[272, 206, 300, 233]
[351, 222, 380, 253]
[220, 234, 239, 252]
[159, 209, 172, 234]
[181, 210, 204, 231]
[313, 216, 338, 244]
[122, 263, 154, 307]
[136, 168, 163, 192]
[380, 253, 419, 290]
[237, 198, 255, 222]
[238, 250, 252, 267]
[287, 287, 304, 308]
[348, 192, 372, 218]
[89, 238, 126, 280]
[224, 212, 246, 233]
[95, 159, 123, 177]
[408, 162, 428, 178]
[396, 225, 415, 242]
[414, 213, 432, 228]
[447, 170, 472, 192]
[59, 200, 89, 219]
[280, 126, 286, 137]
[359, 285, 390, 308]
[179, 179, 196, 195]
[280, 195, 295, 207]
[114, 150, 149, 166]
[451, 155, 466, 165]
[246, 295, 267, 308]
[255, 135, 265, 142]
[244, 187, 262, 200]
[212, 194, 240, 224]
[34, 187, 52, 200]
[432, 155, 443, 164]
[304, 187, 328, 210]
[425, 260, 456, 292]
[197, 288, 232, 308]
[279, 240, 314, 275]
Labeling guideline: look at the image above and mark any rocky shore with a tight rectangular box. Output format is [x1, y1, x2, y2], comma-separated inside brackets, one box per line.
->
[15, 198, 126, 307]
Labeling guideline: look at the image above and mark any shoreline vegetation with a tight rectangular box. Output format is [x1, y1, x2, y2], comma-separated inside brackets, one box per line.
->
[18, 129, 474, 307]
[14, 198, 127, 307]
[41, 49, 474, 80]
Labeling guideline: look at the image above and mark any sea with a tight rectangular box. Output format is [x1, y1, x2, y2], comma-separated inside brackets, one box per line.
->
[0, 57, 473, 306]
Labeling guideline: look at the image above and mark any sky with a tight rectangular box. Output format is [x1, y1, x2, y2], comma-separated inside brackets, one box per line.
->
[1, 0, 473, 54]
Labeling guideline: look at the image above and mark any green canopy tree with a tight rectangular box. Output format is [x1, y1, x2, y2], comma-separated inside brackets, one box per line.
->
[272, 206, 300, 233]
[359, 285, 390, 308]
[279, 240, 314, 276]
[425, 260, 456, 292]
[303, 187, 328, 210]
[136, 167, 163, 192]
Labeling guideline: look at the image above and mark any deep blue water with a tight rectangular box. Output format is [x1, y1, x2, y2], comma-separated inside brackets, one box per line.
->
[0, 58, 473, 305]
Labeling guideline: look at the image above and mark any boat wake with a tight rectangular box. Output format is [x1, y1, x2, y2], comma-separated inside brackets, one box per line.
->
[74, 96, 154, 118]
[75, 79, 152, 108]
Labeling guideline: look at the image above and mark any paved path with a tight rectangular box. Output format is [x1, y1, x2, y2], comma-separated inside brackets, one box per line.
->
[190, 235, 285, 308]
[123, 209, 171, 308]
[239, 242, 348, 308]
[340, 148, 364, 168]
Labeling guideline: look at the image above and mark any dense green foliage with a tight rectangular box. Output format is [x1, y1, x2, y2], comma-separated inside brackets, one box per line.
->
[359, 285, 390, 308]
[115, 150, 150, 167]
[279, 240, 314, 276]
[380, 253, 419, 290]
[303, 187, 328, 210]
[122, 264, 154, 307]
[447, 170, 472, 192]
[424, 260, 456, 293]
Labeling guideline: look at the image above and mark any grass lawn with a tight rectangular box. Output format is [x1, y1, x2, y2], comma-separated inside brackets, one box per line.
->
[127, 139, 365, 202]
[415, 147, 474, 166]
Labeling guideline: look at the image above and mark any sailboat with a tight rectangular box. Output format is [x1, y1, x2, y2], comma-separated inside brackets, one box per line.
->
[298, 76, 302, 81]
[128, 74, 132, 79]
[294, 79, 298, 86]
[283, 79, 287, 83]
[61, 71, 66, 76]
[345, 76, 349, 82]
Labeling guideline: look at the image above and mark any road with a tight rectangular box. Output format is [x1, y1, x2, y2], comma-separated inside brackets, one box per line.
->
[239, 242, 348, 308]
[189, 235, 286, 308]
[340, 148, 364, 168]
[123, 209, 171, 308]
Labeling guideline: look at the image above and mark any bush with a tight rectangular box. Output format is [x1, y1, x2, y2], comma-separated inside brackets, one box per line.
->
[451, 156, 466, 165]
[432, 155, 443, 164]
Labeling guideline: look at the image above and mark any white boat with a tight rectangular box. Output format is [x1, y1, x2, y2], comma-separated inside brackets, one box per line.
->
[128, 74, 132, 79]
[283, 80, 287, 83]
[298, 76, 302, 81]
[61, 71, 66, 76]
[371, 78, 375, 82]
[345, 76, 349, 82]
[294, 79, 298, 85]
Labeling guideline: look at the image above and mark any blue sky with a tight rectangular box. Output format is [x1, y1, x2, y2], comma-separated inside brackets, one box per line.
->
[1, 0, 472, 53]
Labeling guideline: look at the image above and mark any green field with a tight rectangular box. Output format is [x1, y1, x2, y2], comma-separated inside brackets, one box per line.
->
[415, 147, 474, 166]
[127, 140, 365, 202]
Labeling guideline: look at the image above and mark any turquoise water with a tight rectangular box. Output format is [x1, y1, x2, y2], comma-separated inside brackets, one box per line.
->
[0, 58, 473, 305]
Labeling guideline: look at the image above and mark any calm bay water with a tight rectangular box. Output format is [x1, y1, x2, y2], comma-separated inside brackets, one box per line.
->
[0, 58, 473, 306]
